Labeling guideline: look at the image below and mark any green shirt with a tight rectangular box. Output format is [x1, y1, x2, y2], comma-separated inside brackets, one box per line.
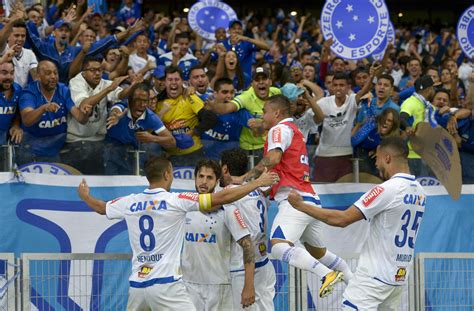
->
[231, 86, 281, 150]
[400, 95, 425, 158]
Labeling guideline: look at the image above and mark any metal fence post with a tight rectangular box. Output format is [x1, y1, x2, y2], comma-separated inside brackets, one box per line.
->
[351, 157, 360, 183]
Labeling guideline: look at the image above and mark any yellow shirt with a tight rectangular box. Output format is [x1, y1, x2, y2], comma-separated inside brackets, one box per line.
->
[156, 94, 204, 155]
[400, 95, 425, 159]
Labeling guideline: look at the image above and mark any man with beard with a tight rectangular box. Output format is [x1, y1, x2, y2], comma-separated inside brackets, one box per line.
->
[0, 16, 38, 88]
[105, 83, 175, 175]
[189, 65, 213, 101]
[0, 61, 23, 170]
[182, 159, 256, 310]
[155, 66, 218, 166]
[209, 67, 281, 162]
[201, 78, 254, 160]
[400, 75, 437, 177]
[62, 56, 138, 174]
[17, 60, 89, 164]
[289, 137, 426, 310]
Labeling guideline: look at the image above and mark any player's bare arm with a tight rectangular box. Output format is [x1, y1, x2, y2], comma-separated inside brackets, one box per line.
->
[77, 179, 106, 215]
[288, 190, 363, 227]
[200, 170, 279, 212]
[244, 149, 283, 181]
[237, 235, 256, 308]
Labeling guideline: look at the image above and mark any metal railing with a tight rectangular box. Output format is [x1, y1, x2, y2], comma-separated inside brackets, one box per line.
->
[0, 253, 16, 311]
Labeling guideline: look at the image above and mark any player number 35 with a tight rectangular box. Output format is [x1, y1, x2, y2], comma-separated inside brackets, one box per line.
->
[394, 210, 424, 249]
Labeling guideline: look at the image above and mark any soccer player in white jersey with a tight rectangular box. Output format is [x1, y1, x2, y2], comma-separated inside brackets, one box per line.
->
[182, 159, 256, 310]
[243, 95, 353, 298]
[221, 148, 276, 311]
[289, 136, 426, 310]
[77, 155, 279, 311]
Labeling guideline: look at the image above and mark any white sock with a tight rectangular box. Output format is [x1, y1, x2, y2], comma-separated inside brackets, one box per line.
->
[272, 243, 331, 278]
[318, 250, 353, 283]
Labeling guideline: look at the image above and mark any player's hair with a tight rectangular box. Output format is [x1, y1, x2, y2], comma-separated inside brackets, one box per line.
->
[214, 77, 233, 92]
[144, 155, 172, 182]
[12, 20, 27, 29]
[175, 32, 190, 42]
[82, 55, 103, 70]
[379, 136, 409, 160]
[378, 74, 394, 87]
[220, 148, 248, 176]
[194, 159, 222, 180]
[267, 94, 291, 116]
[165, 66, 183, 79]
[130, 82, 151, 105]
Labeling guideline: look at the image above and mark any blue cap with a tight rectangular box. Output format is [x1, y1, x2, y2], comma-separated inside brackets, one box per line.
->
[281, 83, 305, 101]
[54, 19, 72, 30]
[290, 62, 303, 71]
[228, 19, 243, 28]
[152, 66, 166, 80]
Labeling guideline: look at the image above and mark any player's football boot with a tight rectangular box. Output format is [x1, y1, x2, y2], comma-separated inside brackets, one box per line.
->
[319, 271, 344, 298]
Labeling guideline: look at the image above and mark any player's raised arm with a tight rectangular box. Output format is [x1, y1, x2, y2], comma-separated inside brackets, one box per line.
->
[200, 169, 279, 213]
[288, 190, 364, 227]
[77, 179, 106, 215]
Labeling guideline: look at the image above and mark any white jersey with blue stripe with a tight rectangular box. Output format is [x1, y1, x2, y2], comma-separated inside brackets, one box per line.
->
[182, 206, 250, 284]
[106, 188, 202, 287]
[226, 187, 270, 272]
[353, 173, 426, 285]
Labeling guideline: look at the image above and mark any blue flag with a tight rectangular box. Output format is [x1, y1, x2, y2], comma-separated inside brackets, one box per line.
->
[320, 0, 390, 60]
[457, 5, 474, 58]
[372, 21, 395, 60]
[188, 0, 237, 41]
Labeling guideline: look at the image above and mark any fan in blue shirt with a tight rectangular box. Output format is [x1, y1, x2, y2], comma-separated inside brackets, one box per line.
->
[157, 33, 199, 81]
[18, 61, 89, 162]
[0, 62, 22, 145]
[201, 78, 254, 160]
[105, 83, 175, 174]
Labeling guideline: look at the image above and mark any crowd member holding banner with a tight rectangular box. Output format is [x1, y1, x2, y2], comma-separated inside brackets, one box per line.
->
[289, 136, 426, 310]
[182, 159, 256, 310]
[77, 155, 279, 311]
[221, 148, 276, 311]
[243, 95, 352, 298]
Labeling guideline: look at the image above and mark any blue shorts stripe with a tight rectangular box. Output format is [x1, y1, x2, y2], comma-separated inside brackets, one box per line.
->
[342, 299, 358, 310]
[129, 276, 179, 288]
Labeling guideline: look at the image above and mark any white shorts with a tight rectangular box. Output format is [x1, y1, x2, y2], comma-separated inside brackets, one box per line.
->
[127, 280, 196, 311]
[342, 271, 404, 310]
[231, 261, 276, 311]
[270, 195, 325, 247]
[183, 281, 233, 311]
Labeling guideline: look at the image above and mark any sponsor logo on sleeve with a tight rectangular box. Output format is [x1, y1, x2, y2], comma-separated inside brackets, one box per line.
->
[362, 186, 384, 207]
[272, 127, 281, 143]
[178, 192, 199, 202]
[233, 209, 248, 229]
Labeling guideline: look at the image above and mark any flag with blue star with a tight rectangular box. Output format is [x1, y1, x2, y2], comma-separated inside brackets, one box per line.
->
[372, 21, 395, 60]
[320, 0, 390, 60]
[456, 5, 474, 58]
[188, 0, 237, 41]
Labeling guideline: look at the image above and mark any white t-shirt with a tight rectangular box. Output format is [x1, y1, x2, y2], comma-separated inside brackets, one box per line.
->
[353, 173, 426, 285]
[8, 46, 38, 88]
[316, 94, 358, 156]
[67, 73, 123, 142]
[294, 109, 317, 141]
[106, 188, 204, 286]
[227, 187, 270, 272]
[182, 207, 250, 284]
[128, 53, 156, 79]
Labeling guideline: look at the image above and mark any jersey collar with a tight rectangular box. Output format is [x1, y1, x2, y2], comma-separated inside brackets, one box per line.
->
[143, 188, 167, 194]
[278, 117, 294, 124]
[391, 173, 416, 181]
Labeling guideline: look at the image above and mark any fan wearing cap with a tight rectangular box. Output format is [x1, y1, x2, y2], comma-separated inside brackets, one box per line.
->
[209, 67, 281, 161]
[216, 20, 270, 78]
[151, 65, 166, 97]
[400, 75, 437, 176]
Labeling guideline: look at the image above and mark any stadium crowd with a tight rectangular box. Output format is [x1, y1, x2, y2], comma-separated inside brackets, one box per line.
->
[0, 0, 472, 183]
